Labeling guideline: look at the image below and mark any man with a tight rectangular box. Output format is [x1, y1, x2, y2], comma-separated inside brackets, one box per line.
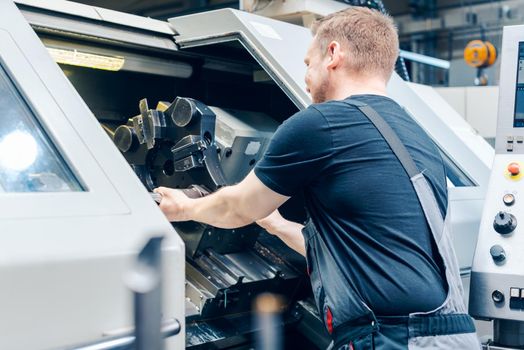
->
[155, 7, 480, 349]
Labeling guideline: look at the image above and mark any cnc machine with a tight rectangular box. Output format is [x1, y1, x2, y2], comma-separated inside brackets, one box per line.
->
[0, 0, 496, 348]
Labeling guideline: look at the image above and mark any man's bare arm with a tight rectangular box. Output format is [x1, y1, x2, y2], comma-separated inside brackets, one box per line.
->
[256, 210, 306, 257]
[154, 170, 289, 229]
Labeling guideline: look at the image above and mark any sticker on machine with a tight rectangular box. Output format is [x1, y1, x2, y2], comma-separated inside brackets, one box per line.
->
[250, 21, 283, 40]
[245, 141, 261, 155]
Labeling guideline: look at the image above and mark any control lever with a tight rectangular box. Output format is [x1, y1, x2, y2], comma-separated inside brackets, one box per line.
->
[150, 184, 210, 203]
[151, 192, 163, 203]
[182, 184, 210, 198]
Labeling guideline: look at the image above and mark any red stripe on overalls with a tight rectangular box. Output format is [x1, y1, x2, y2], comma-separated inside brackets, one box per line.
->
[326, 306, 334, 334]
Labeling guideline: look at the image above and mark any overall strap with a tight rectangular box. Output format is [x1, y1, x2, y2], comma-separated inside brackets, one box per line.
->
[343, 99, 420, 179]
[338, 99, 473, 344]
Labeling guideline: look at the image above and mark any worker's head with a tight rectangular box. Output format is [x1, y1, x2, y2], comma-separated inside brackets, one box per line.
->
[305, 7, 399, 103]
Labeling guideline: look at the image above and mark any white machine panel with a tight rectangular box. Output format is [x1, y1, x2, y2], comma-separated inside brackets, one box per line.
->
[0, 1, 185, 349]
[470, 25, 524, 324]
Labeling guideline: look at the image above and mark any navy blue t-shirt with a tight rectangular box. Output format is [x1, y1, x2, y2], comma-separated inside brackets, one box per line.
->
[254, 94, 447, 316]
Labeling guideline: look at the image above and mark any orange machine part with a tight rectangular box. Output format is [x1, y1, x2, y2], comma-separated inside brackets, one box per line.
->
[464, 40, 497, 68]
[485, 41, 497, 66]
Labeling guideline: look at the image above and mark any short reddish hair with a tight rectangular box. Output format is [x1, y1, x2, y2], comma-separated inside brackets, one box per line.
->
[311, 7, 399, 80]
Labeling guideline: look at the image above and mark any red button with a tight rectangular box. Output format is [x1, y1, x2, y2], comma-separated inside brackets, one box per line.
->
[508, 162, 520, 176]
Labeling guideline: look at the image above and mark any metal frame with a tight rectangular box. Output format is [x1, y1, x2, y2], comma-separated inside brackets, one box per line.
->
[15, 0, 178, 52]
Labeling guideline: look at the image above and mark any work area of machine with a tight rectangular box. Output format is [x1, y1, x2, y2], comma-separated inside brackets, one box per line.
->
[0, 0, 523, 349]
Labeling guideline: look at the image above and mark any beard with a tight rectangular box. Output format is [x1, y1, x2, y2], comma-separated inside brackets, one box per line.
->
[310, 76, 330, 104]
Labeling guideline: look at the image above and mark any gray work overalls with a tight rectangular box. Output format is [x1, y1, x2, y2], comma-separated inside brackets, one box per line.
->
[303, 99, 481, 349]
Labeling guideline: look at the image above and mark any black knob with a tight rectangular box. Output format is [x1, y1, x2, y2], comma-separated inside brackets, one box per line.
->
[492, 290, 505, 303]
[490, 245, 506, 263]
[493, 211, 517, 235]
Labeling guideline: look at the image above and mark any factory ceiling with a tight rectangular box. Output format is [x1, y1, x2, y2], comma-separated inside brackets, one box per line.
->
[70, 0, 505, 19]
[72, 0, 239, 18]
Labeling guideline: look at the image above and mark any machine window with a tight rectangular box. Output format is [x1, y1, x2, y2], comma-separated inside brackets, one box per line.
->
[0, 64, 83, 192]
[439, 149, 477, 187]
[514, 42, 524, 127]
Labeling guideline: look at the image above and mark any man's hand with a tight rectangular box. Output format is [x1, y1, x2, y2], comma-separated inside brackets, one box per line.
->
[152, 171, 289, 228]
[153, 187, 192, 222]
[256, 210, 306, 257]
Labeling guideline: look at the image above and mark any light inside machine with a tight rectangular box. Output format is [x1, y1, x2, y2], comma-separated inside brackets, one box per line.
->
[47, 47, 125, 71]
[43, 39, 194, 78]
[0, 131, 38, 171]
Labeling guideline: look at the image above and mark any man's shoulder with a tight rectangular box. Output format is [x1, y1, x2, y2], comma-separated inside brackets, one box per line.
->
[285, 96, 398, 128]
[273, 105, 333, 145]
[282, 104, 329, 129]
[308, 99, 368, 121]
[310, 99, 358, 112]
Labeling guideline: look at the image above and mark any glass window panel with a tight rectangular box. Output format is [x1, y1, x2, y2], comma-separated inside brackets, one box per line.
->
[439, 148, 477, 187]
[0, 63, 83, 192]
[401, 107, 477, 187]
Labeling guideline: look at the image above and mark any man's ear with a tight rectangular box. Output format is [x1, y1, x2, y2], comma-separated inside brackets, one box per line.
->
[326, 41, 344, 70]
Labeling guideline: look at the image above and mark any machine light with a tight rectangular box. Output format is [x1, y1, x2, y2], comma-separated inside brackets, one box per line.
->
[0, 131, 38, 171]
[47, 47, 125, 71]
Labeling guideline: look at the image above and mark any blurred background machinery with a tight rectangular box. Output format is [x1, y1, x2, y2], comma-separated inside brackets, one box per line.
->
[464, 39, 497, 86]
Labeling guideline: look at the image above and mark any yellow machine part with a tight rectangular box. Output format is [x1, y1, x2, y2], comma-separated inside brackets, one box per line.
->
[156, 101, 171, 112]
[464, 40, 497, 68]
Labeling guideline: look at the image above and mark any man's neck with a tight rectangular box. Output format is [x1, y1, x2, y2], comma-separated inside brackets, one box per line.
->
[328, 75, 388, 101]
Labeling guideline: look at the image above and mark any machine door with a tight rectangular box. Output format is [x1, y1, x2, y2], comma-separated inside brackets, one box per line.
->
[0, 0, 129, 218]
[170, 9, 311, 110]
[0, 2, 185, 350]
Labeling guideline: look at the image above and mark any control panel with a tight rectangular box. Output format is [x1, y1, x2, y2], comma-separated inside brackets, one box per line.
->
[470, 25, 524, 322]
[469, 157, 524, 320]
